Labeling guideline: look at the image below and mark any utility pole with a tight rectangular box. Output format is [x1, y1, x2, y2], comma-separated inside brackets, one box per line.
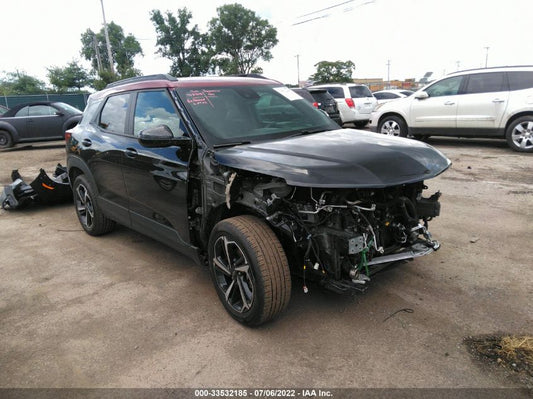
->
[484, 46, 490, 68]
[296, 54, 300, 87]
[456, 60, 460, 71]
[93, 33, 103, 73]
[100, 0, 115, 75]
[386, 59, 390, 89]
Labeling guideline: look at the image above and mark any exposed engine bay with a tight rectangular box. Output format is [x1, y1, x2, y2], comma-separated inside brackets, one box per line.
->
[222, 172, 442, 294]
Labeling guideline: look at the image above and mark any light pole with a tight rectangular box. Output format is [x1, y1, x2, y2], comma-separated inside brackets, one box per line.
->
[296, 54, 300, 87]
[100, 0, 115, 75]
[386, 59, 390, 89]
[484, 46, 490, 68]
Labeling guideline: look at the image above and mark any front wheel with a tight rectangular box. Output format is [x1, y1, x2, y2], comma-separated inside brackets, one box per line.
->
[378, 116, 408, 137]
[208, 215, 291, 326]
[506, 116, 533, 152]
[0, 130, 13, 149]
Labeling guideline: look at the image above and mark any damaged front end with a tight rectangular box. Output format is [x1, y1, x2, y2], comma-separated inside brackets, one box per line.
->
[226, 173, 443, 294]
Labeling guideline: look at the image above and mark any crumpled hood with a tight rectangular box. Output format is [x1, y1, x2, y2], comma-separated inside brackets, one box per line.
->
[214, 129, 451, 188]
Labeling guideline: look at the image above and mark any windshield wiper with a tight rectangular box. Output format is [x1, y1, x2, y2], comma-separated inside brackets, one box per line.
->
[213, 141, 251, 149]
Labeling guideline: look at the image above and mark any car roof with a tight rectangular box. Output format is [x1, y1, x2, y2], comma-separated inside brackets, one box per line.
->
[91, 74, 282, 101]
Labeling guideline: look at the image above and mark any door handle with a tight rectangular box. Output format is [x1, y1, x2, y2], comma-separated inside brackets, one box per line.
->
[493, 98, 505, 103]
[125, 148, 138, 158]
[82, 138, 92, 147]
[444, 101, 455, 106]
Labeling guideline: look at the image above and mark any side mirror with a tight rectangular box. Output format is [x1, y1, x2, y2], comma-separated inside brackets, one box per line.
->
[414, 91, 429, 100]
[138, 125, 191, 148]
[55, 111, 65, 117]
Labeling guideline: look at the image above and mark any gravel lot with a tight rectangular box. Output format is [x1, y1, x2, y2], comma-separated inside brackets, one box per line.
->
[0, 137, 532, 390]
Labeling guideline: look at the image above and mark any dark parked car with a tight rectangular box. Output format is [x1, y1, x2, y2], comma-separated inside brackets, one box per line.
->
[307, 88, 342, 125]
[292, 88, 342, 125]
[66, 74, 450, 326]
[0, 101, 82, 148]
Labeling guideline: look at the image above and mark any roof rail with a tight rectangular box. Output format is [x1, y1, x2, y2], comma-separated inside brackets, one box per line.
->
[449, 65, 533, 75]
[228, 73, 270, 79]
[105, 74, 178, 89]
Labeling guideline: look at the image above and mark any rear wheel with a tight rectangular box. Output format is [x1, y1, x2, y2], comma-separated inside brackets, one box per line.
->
[208, 215, 291, 326]
[378, 116, 408, 137]
[0, 130, 13, 149]
[506, 116, 533, 152]
[73, 175, 115, 236]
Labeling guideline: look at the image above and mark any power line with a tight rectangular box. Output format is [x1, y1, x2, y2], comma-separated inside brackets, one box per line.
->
[292, 0, 375, 26]
[296, 0, 355, 19]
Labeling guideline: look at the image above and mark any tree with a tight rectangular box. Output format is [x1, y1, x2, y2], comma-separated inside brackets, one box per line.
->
[80, 22, 143, 88]
[0, 71, 46, 95]
[47, 61, 91, 92]
[151, 8, 212, 76]
[310, 60, 355, 83]
[207, 4, 278, 75]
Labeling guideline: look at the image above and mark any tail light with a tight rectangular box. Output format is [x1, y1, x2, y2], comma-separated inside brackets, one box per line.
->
[65, 130, 72, 143]
[312, 102, 319, 108]
[345, 98, 355, 108]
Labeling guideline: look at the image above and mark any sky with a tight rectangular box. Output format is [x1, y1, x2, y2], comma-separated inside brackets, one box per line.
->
[1, 0, 533, 88]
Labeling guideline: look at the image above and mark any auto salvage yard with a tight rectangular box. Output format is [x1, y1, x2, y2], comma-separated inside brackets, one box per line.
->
[0, 138, 532, 390]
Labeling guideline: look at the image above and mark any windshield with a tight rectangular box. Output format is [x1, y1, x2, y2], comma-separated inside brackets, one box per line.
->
[54, 102, 82, 114]
[176, 84, 338, 146]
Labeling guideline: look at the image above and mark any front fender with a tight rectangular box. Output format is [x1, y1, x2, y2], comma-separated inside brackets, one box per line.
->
[0, 121, 19, 141]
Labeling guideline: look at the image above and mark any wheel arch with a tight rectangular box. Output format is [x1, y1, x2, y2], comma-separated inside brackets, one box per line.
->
[67, 155, 99, 194]
[378, 112, 408, 128]
[504, 111, 533, 137]
[0, 122, 19, 142]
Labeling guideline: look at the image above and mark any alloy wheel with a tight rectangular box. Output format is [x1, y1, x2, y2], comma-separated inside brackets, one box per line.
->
[380, 120, 401, 136]
[511, 121, 533, 150]
[212, 235, 255, 313]
[75, 183, 95, 229]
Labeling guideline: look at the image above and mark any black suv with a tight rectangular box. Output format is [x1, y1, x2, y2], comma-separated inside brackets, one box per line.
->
[66, 74, 450, 326]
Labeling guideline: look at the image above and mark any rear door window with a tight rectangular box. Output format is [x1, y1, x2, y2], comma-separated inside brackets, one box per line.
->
[464, 72, 506, 94]
[325, 87, 344, 98]
[508, 71, 533, 91]
[99, 93, 131, 134]
[349, 86, 372, 98]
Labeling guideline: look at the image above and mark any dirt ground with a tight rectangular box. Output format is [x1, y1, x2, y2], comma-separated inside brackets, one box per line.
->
[0, 137, 532, 391]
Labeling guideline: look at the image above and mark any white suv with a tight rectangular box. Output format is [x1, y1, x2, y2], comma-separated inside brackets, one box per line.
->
[369, 66, 533, 152]
[310, 83, 377, 127]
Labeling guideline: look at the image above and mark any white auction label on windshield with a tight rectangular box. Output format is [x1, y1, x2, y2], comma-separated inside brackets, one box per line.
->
[273, 86, 302, 101]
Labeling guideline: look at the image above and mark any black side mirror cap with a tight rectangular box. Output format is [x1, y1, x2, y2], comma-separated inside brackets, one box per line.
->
[138, 125, 192, 148]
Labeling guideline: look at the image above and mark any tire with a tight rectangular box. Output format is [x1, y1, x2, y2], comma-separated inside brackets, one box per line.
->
[73, 175, 115, 236]
[208, 215, 291, 326]
[378, 116, 408, 137]
[0, 130, 13, 149]
[505, 116, 533, 153]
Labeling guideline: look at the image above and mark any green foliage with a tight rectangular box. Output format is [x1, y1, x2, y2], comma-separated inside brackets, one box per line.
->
[47, 61, 91, 92]
[0, 71, 46, 95]
[151, 8, 212, 76]
[207, 4, 278, 74]
[310, 60, 355, 83]
[80, 21, 143, 86]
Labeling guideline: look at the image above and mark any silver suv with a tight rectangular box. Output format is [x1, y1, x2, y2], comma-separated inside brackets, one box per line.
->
[310, 83, 377, 127]
[369, 66, 533, 152]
